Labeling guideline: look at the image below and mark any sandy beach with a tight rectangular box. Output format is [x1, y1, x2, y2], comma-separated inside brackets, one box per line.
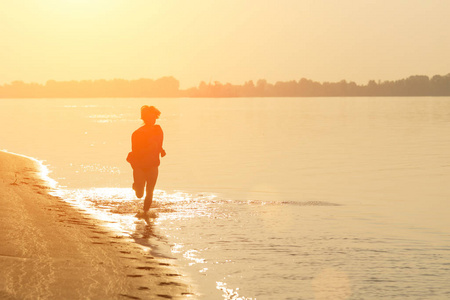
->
[0, 151, 193, 299]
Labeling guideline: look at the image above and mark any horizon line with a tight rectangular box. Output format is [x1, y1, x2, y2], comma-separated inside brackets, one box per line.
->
[2, 72, 450, 89]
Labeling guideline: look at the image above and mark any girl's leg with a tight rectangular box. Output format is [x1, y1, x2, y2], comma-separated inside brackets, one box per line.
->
[132, 168, 146, 198]
[143, 167, 159, 212]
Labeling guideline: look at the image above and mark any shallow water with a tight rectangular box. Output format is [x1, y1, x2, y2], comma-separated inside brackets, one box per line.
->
[2, 97, 450, 299]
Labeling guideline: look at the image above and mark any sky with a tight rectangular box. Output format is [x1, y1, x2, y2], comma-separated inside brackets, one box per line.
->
[1, 0, 450, 88]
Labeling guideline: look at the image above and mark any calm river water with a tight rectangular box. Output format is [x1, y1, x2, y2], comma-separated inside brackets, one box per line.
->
[1, 97, 450, 299]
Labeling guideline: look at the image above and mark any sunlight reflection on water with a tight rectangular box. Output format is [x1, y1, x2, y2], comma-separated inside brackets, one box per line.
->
[53, 187, 259, 298]
[53, 186, 344, 299]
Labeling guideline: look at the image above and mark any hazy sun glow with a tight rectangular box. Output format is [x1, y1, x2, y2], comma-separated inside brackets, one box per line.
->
[1, 1, 450, 88]
[38, 0, 113, 16]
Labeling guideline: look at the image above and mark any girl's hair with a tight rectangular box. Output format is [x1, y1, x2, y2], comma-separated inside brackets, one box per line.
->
[141, 105, 161, 123]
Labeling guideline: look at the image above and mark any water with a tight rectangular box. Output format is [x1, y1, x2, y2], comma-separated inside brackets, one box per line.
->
[1, 97, 450, 299]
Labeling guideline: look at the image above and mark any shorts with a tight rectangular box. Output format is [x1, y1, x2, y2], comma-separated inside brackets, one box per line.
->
[133, 167, 159, 198]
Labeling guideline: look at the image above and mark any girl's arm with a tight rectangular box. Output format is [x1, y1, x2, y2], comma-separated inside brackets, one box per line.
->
[158, 126, 166, 157]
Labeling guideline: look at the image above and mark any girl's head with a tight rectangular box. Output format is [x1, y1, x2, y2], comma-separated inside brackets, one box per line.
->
[141, 105, 161, 125]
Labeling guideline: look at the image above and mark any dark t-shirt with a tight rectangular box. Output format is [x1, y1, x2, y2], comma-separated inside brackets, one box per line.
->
[131, 124, 163, 168]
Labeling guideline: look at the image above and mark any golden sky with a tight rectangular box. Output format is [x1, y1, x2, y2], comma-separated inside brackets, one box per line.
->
[1, 0, 449, 88]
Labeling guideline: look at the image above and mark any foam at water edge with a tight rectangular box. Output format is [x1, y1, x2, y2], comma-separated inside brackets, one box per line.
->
[1, 150, 132, 237]
[2, 149, 58, 190]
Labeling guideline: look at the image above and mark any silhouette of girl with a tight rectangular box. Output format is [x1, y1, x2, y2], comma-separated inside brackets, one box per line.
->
[127, 105, 166, 218]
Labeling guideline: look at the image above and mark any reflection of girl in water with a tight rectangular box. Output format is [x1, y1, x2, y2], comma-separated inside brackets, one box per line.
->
[127, 105, 166, 218]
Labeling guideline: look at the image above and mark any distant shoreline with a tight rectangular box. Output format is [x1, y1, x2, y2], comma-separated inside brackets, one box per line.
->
[1, 73, 450, 98]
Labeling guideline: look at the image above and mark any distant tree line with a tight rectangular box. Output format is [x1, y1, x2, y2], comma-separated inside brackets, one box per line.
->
[185, 74, 450, 97]
[0, 77, 180, 98]
[1, 74, 450, 98]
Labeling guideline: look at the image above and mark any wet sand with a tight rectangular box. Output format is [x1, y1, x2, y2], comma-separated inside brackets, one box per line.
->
[0, 151, 194, 299]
